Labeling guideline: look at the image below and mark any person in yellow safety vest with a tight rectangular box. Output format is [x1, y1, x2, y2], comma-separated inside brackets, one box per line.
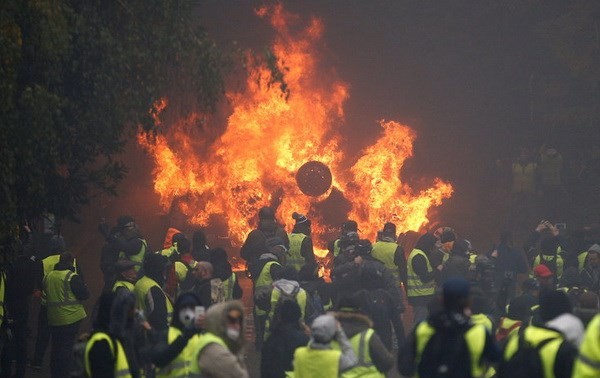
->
[31, 234, 73, 369]
[160, 234, 191, 299]
[209, 247, 243, 301]
[85, 291, 139, 377]
[328, 220, 359, 258]
[44, 252, 90, 378]
[264, 266, 308, 341]
[194, 301, 249, 377]
[511, 150, 537, 194]
[398, 277, 499, 378]
[532, 236, 564, 280]
[134, 253, 173, 332]
[293, 314, 357, 378]
[499, 290, 579, 378]
[112, 260, 138, 294]
[577, 244, 600, 274]
[333, 293, 395, 377]
[371, 222, 407, 287]
[150, 292, 204, 378]
[406, 233, 437, 326]
[572, 313, 600, 377]
[251, 238, 285, 350]
[114, 215, 148, 276]
[287, 212, 316, 272]
[496, 294, 532, 345]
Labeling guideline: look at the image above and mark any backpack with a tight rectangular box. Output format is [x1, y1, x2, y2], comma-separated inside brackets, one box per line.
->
[499, 328, 559, 378]
[305, 290, 325, 324]
[210, 278, 225, 304]
[270, 289, 300, 327]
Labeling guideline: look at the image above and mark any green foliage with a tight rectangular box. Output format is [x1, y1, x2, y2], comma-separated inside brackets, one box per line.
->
[0, 0, 225, 230]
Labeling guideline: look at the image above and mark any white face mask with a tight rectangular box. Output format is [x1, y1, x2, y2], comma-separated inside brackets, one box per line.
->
[226, 328, 240, 341]
[179, 308, 195, 328]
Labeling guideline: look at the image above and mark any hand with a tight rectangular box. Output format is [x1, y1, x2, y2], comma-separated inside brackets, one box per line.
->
[546, 222, 559, 236]
[535, 221, 547, 233]
[195, 314, 205, 330]
[436, 264, 443, 272]
[354, 256, 363, 266]
[491, 250, 498, 258]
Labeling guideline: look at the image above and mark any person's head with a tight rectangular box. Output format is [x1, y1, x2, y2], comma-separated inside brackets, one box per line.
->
[172, 234, 190, 254]
[292, 212, 311, 236]
[354, 239, 372, 257]
[193, 261, 213, 280]
[539, 289, 572, 322]
[310, 314, 337, 344]
[475, 256, 495, 287]
[586, 246, 600, 268]
[507, 295, 533, 322]
[143, 253, 168, 284]
[266, 237, 288, 263]
[414, 233, 437, 254]
[540, 236, 559, 255]
[341, 220, 358, 234]
[451, 239, 470, 258]
[442, 277, 471, 313]
[534, 264, 555, 289]
[117, 215, 139, 239]
[258, 206, 275, 221]
[298, 262, 320, 282]
[204, 300, 245, 353]
[48, 235, 66, 255]
[173, 292, 203, 330]
[378, 222, 396, 242]
[440, 230, 456, 252]
[59, 252, 74, 268]
[115, 259, 137, 282]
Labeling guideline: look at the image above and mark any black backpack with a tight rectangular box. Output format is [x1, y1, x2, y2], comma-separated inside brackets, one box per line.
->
[498, 327, 559, 378]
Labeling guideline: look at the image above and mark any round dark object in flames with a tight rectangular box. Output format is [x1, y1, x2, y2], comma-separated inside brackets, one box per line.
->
[296, 161, 333, 197]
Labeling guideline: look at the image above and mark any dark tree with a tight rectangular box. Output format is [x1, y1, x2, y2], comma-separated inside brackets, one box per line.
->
[0, 0, 226, 233]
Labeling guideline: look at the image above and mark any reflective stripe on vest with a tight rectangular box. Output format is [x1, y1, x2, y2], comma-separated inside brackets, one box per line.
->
[85, 332, 132, 378]
[119, 239, 147, 272]
[333, 239, 341, 257]
[503, 326, 563, 378]
[336, 328, 384, 378]
[407, 249, 435, 298]
[112, 280, 135, 293]
[573, 314, 600, 377]
[293, 346, 340, 378]
[416, 321, 487, 378]
[133, 276, 173, 323]
[287, 233, 307, 271]
[190, 332, 228, 375]
[41, 255, 78, 305]
[156, 327, 202, 378]
[44, 270, 86, 326]
[223, 273, 237, 301]
[371, 241, 400, 281]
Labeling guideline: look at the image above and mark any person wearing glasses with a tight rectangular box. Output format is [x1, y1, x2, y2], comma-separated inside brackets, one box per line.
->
[194, 300, 249, 378]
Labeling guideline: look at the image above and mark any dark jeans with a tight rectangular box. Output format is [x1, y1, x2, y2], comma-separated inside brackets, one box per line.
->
[49, 321, 80, 378]
[32, 305, 49, 365]
[1, 302, 30, 378]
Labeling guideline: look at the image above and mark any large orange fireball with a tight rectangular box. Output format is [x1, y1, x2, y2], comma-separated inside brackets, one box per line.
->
[138, 4, 453, 256]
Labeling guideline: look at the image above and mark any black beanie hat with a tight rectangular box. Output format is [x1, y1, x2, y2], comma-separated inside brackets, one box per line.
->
[440, 230, 456, 243]
[292, 212, 311, 227]
[144, 253, 167, 276]
[258, 207, 275, 220]
[443, 277, 470, 310]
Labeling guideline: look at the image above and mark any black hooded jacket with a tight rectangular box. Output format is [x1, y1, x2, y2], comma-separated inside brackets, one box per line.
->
[240, 219, 289, 264]
[398, 310, 499, 378]
[87, 292, 140, 378]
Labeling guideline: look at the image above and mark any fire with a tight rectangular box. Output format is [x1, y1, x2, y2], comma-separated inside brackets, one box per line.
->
[138, 4, 453, 256]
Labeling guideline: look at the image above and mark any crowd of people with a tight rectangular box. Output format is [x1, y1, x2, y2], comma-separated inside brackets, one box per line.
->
[0, 206, 599, 378]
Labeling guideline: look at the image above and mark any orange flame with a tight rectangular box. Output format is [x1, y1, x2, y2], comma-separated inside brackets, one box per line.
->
[138, 4, 452, 255]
